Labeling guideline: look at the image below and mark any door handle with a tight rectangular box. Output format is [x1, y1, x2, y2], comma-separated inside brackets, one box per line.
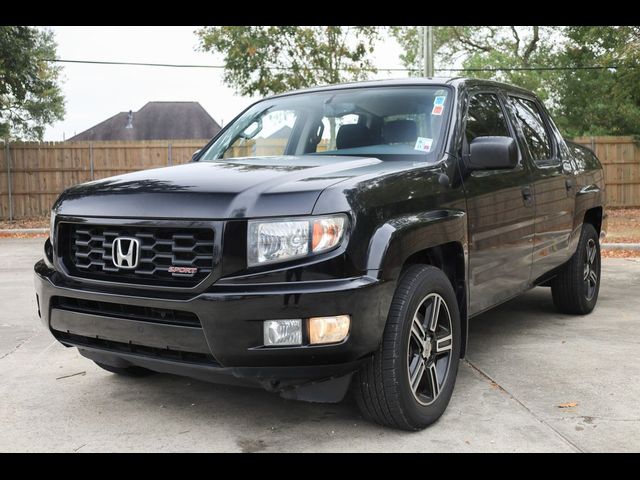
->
[565, 178, 574, 191]
[521, 186, 534, 207]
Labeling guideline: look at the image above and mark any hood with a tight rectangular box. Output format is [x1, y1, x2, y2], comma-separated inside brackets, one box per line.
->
[54, 156, 387, 219]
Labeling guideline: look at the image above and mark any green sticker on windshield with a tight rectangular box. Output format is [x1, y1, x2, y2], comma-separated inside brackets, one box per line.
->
[414, 137, 433, 152]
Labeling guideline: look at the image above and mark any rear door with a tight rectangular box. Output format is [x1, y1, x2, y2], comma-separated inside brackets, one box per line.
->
[505, 95, 576, 281]
[461, 89, 535, 316]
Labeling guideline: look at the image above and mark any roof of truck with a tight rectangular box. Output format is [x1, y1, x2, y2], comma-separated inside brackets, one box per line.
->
[267, 77, 535, 99]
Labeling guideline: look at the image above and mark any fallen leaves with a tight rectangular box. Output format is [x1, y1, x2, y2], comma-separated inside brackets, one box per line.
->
[0, 216, 49, 230]
[601, 249, 640, 258]
[606, 208, 640, 244]
[607, 208, 640, 220]
[0, 232, 47, 239]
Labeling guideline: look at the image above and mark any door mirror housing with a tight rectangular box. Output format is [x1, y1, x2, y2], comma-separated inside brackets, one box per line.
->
[191, 149, 201, 161]
[468, 136, 518, 170]
[239, 119, 262, 139]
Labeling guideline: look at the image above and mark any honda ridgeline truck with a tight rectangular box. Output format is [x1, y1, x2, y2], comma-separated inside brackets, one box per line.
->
[34, 78, 606, 430]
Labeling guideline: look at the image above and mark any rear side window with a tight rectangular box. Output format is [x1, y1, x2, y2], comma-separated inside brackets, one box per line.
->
[509, 97, 552, 163]
[465, 93, 511, 143]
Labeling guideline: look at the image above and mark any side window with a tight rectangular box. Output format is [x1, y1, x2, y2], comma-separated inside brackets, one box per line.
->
[509, 97, 553, 163]
[465, 93, 511, 143]
[222, 110, 297, 159]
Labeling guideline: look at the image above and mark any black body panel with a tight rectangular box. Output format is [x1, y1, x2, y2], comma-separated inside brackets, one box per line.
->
[34, 78, 606, 400]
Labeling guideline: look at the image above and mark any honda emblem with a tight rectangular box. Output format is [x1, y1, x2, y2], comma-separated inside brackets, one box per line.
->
[112, 237, 141, 269]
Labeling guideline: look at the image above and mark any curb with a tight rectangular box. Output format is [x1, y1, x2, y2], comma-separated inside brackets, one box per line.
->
[0, 228, 48, 234]
[602, 243, 640, 251]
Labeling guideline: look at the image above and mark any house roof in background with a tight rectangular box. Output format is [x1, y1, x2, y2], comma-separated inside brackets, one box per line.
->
[267, 125, 292, 139]
[69, 101, 221, 141]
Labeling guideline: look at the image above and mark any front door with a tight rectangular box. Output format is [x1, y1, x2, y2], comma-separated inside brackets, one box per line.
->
[461, 90, 535, 316]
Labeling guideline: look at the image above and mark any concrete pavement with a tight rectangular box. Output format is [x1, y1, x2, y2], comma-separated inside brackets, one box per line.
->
[1, 238, 639, 452]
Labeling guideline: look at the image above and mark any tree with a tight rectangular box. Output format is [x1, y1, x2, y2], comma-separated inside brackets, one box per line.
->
[390, 26, 460, 75]
[551, 26, 640, 136]
[196, 26, 380, 97]
[392, 26, 640, 136]
[391, 26, 558, 101]
[0, 26, 65, 140]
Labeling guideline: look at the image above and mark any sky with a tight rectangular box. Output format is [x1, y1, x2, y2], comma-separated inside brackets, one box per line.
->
[44, 26, 409, 141]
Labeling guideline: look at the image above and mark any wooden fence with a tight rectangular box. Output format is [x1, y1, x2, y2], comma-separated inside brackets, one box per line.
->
[572, 136, 640, 208]
[0, 140, 207, 219]
[1, 136, 639, 220]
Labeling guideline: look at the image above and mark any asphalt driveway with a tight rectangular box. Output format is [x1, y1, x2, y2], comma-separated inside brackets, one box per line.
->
[1, 238, 638, 452]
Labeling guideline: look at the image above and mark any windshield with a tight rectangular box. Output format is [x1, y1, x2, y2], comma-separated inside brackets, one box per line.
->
[199, 86, 452, 163]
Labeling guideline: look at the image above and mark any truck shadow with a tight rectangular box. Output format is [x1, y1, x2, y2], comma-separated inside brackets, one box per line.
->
[92, 287, 578, 446]
[467, 286, 571, 348]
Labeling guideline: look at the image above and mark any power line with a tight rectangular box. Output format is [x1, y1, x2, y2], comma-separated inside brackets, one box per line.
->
[45, 59, 227, 69]
[44, 58, 409, 72]
[436, 65, 636, 72]
[44, 58, 638, 73]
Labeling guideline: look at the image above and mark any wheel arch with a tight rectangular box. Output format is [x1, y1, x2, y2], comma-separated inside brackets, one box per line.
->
[583, 205, 603, 236]
[366, 210, 469, 357]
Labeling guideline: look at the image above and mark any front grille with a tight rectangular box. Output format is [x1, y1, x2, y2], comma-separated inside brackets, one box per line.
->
[60, 223, 215, 287]
[54, 331, 218, 365]
[51, 296, 201, 328]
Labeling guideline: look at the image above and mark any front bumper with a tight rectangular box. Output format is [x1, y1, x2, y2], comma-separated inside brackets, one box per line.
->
[34, 259, 393, 394]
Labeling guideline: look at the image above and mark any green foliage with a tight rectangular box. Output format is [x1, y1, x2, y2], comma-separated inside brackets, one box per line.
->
[392, 26, 640, 136]
[392, 26, 559, 101]
[196, 26, 379, 96]
[551, 27, 640, 136]
[0, 26, 65, 140]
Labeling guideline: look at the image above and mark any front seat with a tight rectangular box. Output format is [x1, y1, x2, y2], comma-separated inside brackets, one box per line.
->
[336, 124, 374, 150]
[384, 119, 418, 144]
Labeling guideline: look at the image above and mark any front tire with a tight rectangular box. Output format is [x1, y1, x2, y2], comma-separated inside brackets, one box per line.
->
[353, 265, 461, 430]
[551, 223, 601, 314]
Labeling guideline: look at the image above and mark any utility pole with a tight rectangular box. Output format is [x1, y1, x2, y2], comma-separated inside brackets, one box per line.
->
[424, 26, 434, 77]
[418, 27, 423, 77]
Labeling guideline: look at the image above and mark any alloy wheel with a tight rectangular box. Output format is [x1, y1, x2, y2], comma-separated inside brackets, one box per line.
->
[584, 238, 598, 301]
[407, 293, 454, 406]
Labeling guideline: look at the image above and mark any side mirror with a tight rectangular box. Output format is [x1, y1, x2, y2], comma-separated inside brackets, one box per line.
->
[468, 136, 518, 170]
[239, 119, 262, 139]
[191, 149, 201, 161]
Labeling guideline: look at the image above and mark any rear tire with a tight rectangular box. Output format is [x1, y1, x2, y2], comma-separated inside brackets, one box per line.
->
[352, 265, 461, 430]
[94, 361, 156, 377]
[551, 223, 601, 315]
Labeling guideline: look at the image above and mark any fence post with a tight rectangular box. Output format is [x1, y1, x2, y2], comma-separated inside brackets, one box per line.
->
[168, 142, 172, 166]
[590, 136, 596, 153]
[89, 142, 94, 180]
[5, 141, 13, 221]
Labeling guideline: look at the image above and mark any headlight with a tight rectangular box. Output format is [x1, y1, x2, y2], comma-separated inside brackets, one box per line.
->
[43, 237, 54, 268]
[247, 214, 347, 266]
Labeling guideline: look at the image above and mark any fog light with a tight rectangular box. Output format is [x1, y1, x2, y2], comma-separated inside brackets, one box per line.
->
[309, 315, 350, 345]
[263, 319, 302, 346]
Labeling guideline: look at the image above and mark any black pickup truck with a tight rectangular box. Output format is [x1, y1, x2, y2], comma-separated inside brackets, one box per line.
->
[34, 78, 606, 430]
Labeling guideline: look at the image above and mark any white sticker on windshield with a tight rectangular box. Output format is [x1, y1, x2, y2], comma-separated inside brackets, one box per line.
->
[414, 137, 433, 152]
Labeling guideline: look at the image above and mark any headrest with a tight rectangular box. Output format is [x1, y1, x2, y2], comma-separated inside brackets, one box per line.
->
[384, 120, 418, 144]
[336, 124, 373, 150]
